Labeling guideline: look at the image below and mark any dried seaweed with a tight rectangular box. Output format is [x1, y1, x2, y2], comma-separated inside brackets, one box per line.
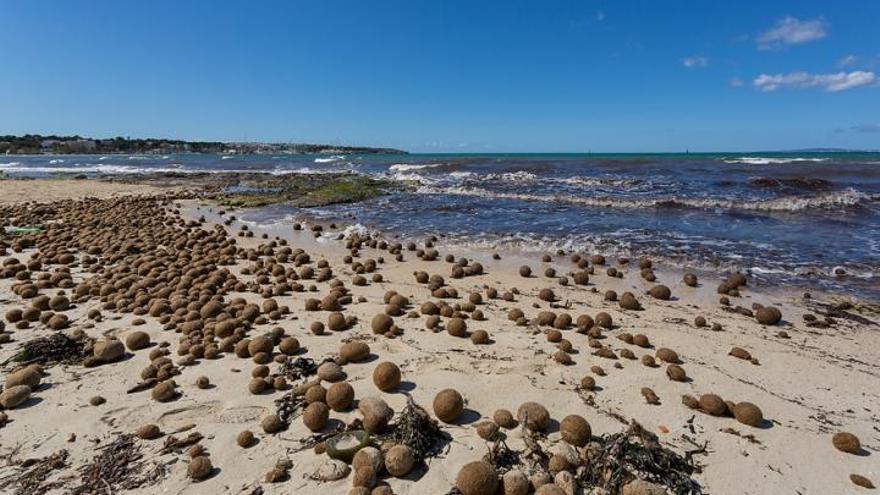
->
[519, 414, 550, 473]
[275, 390, 307, 427]
[126, 378, 159, 394]
[71, 434, 167, 494]
[383, 396, 451, 463]
[809, 299, 877, 325]
[721, 427, 762, 445]
[277, 357, 320, 381]
[578, 421, 704, 495]
[3, 333, 91, 367]
[484, 439, 521, 474]
[159, 432, 203, 455]
[0, 450, 69, 495]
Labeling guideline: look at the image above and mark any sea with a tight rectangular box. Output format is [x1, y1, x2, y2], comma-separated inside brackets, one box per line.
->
[3, 152, 879, 300]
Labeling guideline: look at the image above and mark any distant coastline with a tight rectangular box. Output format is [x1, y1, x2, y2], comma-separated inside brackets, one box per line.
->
[0, 134, 407, 155]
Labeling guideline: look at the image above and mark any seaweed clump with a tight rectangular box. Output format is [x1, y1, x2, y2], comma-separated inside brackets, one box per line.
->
[275, 390, 307, 427]
[71, 433, 167, 494]
[384, 396, 452, 463]
[0, 450, 69, 495]
[578, 421, 704, 494]
[5, 333, 92, 367]
[277, 357, 319, 381]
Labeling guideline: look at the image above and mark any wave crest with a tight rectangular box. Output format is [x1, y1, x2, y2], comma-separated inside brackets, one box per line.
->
[416, 186, 876, 212]
[721, 156, 829, 165]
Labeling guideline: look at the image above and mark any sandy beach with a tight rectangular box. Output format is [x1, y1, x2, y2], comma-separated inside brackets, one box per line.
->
[0, 178, 877, 495]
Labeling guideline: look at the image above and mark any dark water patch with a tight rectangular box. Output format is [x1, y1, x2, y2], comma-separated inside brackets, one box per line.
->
[748, 177, 833, 191]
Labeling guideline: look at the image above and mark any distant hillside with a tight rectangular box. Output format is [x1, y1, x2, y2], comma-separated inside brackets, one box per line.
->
[0, 134, 406, 155]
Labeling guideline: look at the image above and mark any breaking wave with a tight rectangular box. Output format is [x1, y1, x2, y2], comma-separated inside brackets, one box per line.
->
[416, 185, 876, 212]
[314, 155, 346, 163]
[720, 156, 829, 165]
[388, 163, 444, 172]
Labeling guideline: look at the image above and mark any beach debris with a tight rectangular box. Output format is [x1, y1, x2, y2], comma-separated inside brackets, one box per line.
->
[850, 474, 875, 489]
[159, 432, 203, 454]
[755, 306, 782, 325]
[649, 285, 671, 300]
[641, 387, 660, 405]
[3, 333, 91, 367]
[340, 341, 370, 363]
[385, 444, 416, 477]
[303, 402, 330, 431]
[433, 388, 464, 423]
[124, 331, 151, 351]
[277, 356, 320, 381]
[699, 394, 727, 416]
[237, 430, 255, 448]
[666, 365, 687, 382]
[517, 402, 550, 432]
[150, 380, 178, 402]
[493, 409, 518, 429]
[71, 434, 166, 494]
[384, 396, 451, 462]
[372, 361, 401, 392]
[187, 456, 213, 481]
[577, 421, 703, 494]
[732, 402, 764, 427]
[136, 424, 162, 440]
[560, 414, 591, 447]
[456, 460, 499, 495]
[4, 365, 42, 390]
[326, 382, 355, 411]
[0, 385, 31, 409]
[832, 432, 862, 454]
[0, 449, 69, 495]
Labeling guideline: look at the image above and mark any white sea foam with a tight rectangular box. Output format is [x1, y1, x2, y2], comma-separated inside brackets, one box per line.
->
[0, 164, 186, 174]
[314, 155, 346, 163]
[316, 223, 375, 243]
[477, 171, 538, 182]
[48, 159, 65, 164]
[721, 156, 829, 165]
[557, 176, 644, 187]
[388, 172, 427, 183]
[389, 163, 443, 172]
[416, 185, 875, 212]
[449, 171, 475, 178]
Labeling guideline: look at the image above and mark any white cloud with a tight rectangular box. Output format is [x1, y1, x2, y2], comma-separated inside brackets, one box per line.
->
[681, 56, 709, 68]
[756, 16, 827, 50]
[838, 54, 857, 67]
[753, 71, 876, 92]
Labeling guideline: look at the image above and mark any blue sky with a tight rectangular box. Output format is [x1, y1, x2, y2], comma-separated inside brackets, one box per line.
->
[0, 1, 878, 152]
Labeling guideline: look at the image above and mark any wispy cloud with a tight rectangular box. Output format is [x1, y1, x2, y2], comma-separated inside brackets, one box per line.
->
[756, 16, 827, 50]
[754, 71, 876, 92]
[838, 54, 857, 67]
[729, 78, 744, 87]
[850, 123, 880, 133]
[681, 56, 709, 68]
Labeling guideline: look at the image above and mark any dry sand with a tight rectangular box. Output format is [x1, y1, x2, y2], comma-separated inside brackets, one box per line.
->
[0, 179, 877, 494]
[0, 179, 172, 204]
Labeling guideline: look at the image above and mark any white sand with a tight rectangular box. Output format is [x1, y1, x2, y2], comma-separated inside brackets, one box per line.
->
[0, 181, 877, 494]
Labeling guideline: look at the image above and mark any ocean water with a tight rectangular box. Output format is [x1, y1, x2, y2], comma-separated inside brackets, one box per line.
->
[3, 152, 879, 299]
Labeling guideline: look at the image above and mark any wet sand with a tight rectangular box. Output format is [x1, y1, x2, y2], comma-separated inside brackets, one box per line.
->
[0, 179, 877, 495]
